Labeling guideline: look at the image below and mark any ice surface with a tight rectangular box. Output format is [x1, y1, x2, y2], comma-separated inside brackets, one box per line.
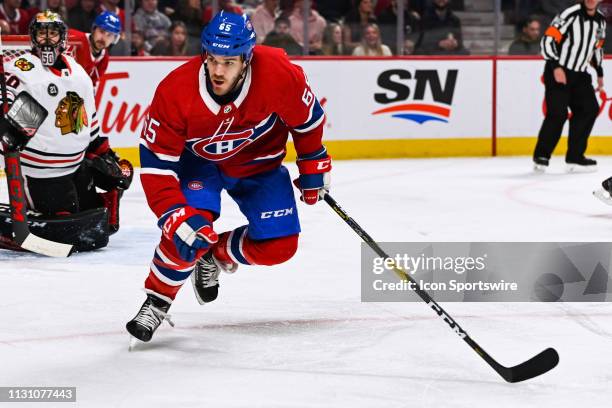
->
[1, 157, 611, 407]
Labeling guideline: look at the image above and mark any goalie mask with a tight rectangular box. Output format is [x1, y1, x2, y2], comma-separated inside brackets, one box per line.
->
[29, 10, 67, 67]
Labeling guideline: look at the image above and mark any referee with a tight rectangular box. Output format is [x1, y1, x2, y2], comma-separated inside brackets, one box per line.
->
[534, 0, 606, 172]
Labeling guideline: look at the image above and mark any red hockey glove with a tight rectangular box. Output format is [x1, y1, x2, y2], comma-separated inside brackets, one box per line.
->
[158, 206, 218, 262]
[294, 147, 332, 205]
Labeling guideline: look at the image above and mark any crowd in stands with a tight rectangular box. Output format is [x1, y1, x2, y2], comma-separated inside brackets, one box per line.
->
[0, 0, 611, 56]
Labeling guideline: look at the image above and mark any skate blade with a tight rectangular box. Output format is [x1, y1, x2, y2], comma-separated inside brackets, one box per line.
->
[128, 336, 140, 352]
[566, 164, 598, 173]
[533, 163, 547, 173]
[593, 189, 612, 205]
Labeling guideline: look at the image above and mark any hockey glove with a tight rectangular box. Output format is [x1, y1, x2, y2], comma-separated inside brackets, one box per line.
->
[86, 149, 134, 191]
[158, 206, 218, 262]
[0, 91, 48, 152]
[294, 147, 332, 205]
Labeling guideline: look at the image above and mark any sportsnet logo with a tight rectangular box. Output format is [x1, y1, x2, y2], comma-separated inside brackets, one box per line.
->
[372, 69, 458, 124]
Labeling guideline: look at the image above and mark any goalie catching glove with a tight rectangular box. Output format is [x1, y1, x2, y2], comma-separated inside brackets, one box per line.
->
[294, 147, 332, 205]
[0, 91, 48, 152]
[86, 149, 134, 191]
[158, 205, 218, 262]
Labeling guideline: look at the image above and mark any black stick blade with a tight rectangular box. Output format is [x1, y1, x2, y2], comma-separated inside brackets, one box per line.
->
[502, 348, 559, 383]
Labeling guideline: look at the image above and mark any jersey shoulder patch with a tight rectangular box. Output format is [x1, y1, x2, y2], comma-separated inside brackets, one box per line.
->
[14, 57, 34, 71]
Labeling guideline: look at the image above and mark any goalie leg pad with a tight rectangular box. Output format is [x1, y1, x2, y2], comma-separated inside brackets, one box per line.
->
[0, 204, 110, 253]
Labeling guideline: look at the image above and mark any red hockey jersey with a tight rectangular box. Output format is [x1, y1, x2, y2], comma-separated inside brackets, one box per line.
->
[68, 29, 110, 89]
[140, 46, 326, 218]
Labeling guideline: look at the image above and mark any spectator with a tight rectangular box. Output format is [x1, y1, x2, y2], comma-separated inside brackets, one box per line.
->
[316, 0, 352, 23]
[151, 20, 196, 56]
[202, 0, 243, 25]
[288, 0, 327, 54]
[262, 16, 303, 55]
[321, 22, 353, 55]
[99, 0, 125, 28]
[0, 0, 30, 35]
[252, 0, 278, 43]
[401, 37, 416, 54]
[352, 23, 393, 56]
[378, 0, 421, 54]
[416, 0, 468, 55]
[134, 0, 172, 52]
[68, 0, 97, 32]
[344, 0, 377, 45]
[131, 30, 150, 56]
[508, 16, 541, 55]
[0, 18, 11, 34]
[172, 0, 203, 50]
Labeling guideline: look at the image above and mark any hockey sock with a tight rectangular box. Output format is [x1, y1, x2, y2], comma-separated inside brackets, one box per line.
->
[213, 225, 299, 266]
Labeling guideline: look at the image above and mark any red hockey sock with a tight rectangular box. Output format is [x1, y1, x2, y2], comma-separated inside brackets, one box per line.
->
[213, 226, 299, 266]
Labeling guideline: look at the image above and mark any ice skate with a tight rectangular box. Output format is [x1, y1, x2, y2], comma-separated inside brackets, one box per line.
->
[126, 294, 174, 346]
[566, 157, 597, 173]
[533, 157, 549, 173]
[191, 251, 237, 305]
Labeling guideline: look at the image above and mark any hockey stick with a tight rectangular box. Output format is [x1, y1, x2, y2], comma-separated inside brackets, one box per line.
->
[323, 193, 559, 383]
[0, 32, 72, 257]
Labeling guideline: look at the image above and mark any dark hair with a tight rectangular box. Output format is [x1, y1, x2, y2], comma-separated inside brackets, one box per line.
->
[274, 16, 291, 28]
[517, 15, 540, 33]
[169, 20, 188, 55]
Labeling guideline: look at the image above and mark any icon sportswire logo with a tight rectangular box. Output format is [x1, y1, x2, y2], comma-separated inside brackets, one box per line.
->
[372, 69, 458, 124]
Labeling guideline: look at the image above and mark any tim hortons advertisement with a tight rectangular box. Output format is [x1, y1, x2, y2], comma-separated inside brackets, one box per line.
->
[497, 59, 612, 138]
[99, 58, 493, 148]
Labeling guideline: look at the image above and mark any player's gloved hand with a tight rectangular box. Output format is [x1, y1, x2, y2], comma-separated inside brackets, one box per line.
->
[294, 147, 332, 205]
[0, 121, 30, 152]
[86, 149, 134, 191]
[158, 206, 218, 262]
[0, 91, 48, 152]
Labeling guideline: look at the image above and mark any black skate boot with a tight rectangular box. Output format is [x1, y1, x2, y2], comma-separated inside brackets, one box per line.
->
[593, 176, 612, 205]
[126, 294, 174, 342]
[533, 157, 549, 172]
[191, 251, 237, 305]
[566, 157, 597, 173]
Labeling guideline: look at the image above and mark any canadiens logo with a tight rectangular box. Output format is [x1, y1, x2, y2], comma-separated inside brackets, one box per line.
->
[15, 58, 34, 71]
[191, 128, 256, 161]
[189, 114, 276, 162]
[188, 181, 204, 190]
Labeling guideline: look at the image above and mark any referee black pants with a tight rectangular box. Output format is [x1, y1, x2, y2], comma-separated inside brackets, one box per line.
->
[534, 62, 600, 162]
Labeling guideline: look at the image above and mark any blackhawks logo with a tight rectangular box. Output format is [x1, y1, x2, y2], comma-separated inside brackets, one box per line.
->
[54, 91, 88, 135]
[14, 58, 34, 71]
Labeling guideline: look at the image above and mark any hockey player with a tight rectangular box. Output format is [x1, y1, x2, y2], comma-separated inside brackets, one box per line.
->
[0, 10, 131, 251]
[68, 10, 121, 89]
[126, 11, 331, 342]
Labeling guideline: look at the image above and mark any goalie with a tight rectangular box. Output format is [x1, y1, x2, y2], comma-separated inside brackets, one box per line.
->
[0, 11, 132, 253]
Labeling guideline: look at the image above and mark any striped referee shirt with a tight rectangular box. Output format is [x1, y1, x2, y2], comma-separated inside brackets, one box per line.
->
[541, 3, 606, 76]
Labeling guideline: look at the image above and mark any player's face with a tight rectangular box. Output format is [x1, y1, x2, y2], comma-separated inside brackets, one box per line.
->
[35, 27, 61, 46]
[205, 54, 246, 96]
[91, 27, 117, 51]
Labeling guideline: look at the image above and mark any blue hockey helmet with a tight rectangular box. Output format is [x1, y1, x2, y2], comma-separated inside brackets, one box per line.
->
[92, 11, 121, 44]
[201, 11, 256, 62]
